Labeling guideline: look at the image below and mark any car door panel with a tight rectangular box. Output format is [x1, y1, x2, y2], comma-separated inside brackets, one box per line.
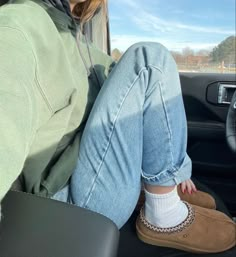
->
[180, 73, 236, 215]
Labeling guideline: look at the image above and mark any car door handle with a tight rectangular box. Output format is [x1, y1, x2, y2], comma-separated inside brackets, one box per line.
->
[218, 84, 236, 104]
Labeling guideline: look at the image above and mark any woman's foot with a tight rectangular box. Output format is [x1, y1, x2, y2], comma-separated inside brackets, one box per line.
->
[137, 185, 235, 253]
[136, 203, 236, 253]
[135, 182, 216, 211]
[144, 187, 188, 228]
[177, 184, 216, 209]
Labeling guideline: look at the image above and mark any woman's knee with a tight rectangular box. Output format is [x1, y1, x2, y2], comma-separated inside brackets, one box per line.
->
[123, 42, 176, 71]
[127, 42, 170, 57]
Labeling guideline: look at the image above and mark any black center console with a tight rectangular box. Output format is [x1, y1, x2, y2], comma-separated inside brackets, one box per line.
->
[0, 191, 119, 257]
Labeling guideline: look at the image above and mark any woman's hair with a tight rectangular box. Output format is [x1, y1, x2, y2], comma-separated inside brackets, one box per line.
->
[71, 0, 107, 27]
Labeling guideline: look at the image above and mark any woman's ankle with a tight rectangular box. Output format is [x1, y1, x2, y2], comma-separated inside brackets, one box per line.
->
[144, 186, 189, 228]
[145, 184, 176, 194]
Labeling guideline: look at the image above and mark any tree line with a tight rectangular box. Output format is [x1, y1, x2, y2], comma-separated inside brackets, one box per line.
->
[112, 36, 236, 68]
[210, 36, 235, 65]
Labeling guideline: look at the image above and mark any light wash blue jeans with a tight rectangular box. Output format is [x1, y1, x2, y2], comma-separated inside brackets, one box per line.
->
[52, 42, 192, 228]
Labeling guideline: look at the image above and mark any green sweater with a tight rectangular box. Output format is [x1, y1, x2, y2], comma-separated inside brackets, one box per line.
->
[0, 0, 114, 203]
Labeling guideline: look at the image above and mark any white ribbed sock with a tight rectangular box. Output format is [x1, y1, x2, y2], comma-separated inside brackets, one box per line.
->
[144, 186, 188, 228]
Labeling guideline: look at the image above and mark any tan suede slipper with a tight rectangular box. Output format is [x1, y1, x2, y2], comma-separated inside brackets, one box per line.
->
[136, 202, 236, 253]
[135, 185, 216, 211]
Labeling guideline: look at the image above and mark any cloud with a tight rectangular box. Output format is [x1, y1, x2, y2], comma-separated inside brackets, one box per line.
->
[131, 7, 234, 35]
[114, 0, 235, 35]
[109, 0, 234, 52]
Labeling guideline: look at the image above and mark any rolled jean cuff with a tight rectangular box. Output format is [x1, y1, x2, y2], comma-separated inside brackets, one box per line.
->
[142, 154, 192, 187]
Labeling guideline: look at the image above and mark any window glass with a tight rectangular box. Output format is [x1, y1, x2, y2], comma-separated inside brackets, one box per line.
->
[108, 0, 236, 73]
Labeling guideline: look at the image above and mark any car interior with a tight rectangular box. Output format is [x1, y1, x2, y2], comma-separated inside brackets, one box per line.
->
[0, 1, 235, 256]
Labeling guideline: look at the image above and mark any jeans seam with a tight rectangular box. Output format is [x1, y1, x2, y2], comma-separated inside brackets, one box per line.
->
[150, 64, 174, 167]
[141, 64, 176, 182]
[159, 80, 174, 166]
[150, 65, 176, 164]
[84, 67, 148, 207]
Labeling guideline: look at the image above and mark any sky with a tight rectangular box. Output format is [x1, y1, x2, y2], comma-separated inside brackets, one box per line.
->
[108, 0, 236, 53]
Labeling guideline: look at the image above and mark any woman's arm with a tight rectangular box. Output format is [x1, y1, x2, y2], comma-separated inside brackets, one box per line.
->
[0, 26, 37, 219]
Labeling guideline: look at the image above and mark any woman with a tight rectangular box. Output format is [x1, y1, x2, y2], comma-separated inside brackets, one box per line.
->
[0, 0, 235, 253]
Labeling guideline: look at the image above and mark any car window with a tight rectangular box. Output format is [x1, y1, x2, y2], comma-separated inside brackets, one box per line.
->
[108, 0, 236, 74]
[85, 8, 109, 54]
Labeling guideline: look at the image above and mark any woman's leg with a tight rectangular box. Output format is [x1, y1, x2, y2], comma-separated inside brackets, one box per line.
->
[69, 42, 191, 228]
